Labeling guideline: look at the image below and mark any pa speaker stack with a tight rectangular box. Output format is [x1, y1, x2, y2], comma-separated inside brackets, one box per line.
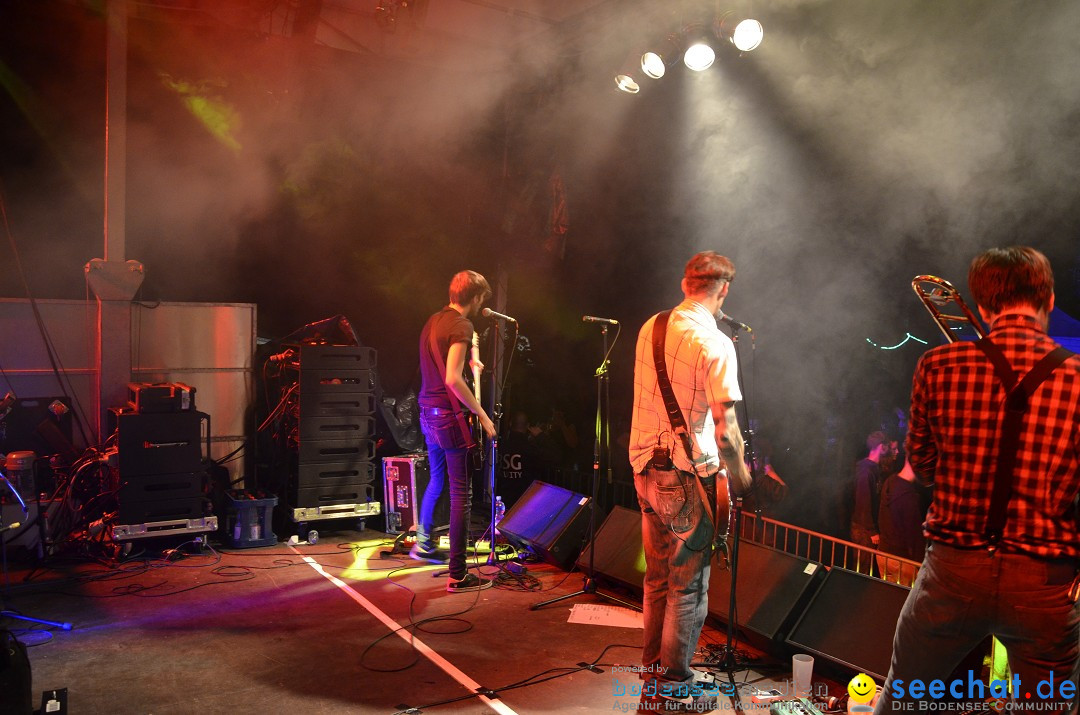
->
[109, 383, 216, 541]
[289, 346, 380, 524]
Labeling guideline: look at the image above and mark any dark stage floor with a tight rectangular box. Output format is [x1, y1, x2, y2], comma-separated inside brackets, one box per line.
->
[1, 526, 847, 714]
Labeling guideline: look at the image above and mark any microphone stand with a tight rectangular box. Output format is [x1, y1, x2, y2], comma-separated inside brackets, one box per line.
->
[717, 326, 757, 684]
[532, 323, 638, 611]
[1, 471, 72, 632]
[485, 318, 507, 566]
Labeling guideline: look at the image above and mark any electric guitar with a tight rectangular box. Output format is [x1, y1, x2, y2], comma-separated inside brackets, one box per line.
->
[470, 331, 484, 449]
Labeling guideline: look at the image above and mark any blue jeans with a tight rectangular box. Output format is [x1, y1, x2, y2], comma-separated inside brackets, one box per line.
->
[874, 542, 1080, 714]
[419, 417, 472, 580]
[635, 467, 716, 689]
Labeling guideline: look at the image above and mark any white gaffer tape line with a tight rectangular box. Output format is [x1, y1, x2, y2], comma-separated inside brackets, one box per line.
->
[293, 551, 519, 715]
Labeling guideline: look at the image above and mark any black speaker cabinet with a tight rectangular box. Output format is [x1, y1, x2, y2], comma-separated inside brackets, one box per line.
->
[113, 410, 208, 477]
[785, 567, 910, 680]
[575, 505, 645, 589]
[499, 480, 591, 570]
[707, 541, 827, 642]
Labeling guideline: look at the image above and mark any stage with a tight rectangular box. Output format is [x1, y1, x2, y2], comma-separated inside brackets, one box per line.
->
[2, 525, 847, 714]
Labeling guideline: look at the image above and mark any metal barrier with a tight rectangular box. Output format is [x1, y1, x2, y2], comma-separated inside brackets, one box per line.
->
[739, 509, 922, 587]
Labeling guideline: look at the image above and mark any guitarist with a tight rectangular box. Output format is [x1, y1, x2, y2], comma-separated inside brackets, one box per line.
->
[412, 270, 497, 594]
[629, 251, 752, 711]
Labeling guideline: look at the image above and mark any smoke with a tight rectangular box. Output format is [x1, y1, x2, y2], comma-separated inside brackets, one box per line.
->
[4, 1, 1080, 529]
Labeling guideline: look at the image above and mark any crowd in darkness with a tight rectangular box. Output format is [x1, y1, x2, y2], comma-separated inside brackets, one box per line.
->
[496, 408, 582, 507]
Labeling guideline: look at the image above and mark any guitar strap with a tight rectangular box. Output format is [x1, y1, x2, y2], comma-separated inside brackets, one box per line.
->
[651, 310, 729, 546]
[427, 314, 476, 448]
[973, 337, 1073, 547]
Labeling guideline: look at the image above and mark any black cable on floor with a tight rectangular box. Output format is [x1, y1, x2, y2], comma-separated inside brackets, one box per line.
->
[391, 642, 641, 714]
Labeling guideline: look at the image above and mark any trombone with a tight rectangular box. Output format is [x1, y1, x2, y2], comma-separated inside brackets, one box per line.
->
[911, 275, 987, 343]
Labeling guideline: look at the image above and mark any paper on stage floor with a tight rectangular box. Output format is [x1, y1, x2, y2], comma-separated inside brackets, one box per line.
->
[567, 603, 644, 628]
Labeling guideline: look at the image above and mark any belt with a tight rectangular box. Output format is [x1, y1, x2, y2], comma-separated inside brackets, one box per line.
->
[420, 406, 457, 417]
[932, 540, 1078, 567]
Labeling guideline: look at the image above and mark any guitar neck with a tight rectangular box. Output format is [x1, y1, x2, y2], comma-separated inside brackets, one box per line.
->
[470, 332, 482, 403]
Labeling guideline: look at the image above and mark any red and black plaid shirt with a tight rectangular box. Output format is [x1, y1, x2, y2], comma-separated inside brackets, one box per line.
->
[908, 314, 1080, 559]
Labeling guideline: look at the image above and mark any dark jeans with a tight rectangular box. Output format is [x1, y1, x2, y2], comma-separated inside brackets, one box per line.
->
[874, 542, 1080, 715]
[634, 467, 716, 689]
[418, 415, 472, 580]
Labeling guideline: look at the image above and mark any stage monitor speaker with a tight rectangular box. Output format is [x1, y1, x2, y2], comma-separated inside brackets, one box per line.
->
[707, 541, 826, 642]
[575, 505, 645, 590]
[785, 567, 910, 680]
[499, 480, 590, 570]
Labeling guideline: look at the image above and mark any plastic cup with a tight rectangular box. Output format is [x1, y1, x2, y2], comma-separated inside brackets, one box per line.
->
[792, 654, 814, 697]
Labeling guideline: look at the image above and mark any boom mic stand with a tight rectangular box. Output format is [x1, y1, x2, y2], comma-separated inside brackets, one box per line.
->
[715, 324, 756, 682]
[532, 322, 637, 612]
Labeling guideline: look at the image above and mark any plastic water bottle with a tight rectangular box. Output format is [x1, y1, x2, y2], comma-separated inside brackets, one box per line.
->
[494, 495, 506, 525]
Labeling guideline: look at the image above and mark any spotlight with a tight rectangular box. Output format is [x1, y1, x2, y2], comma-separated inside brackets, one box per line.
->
[615, 72, 640, 94]
[641, 35, 681, 79]
[641, 51, 667, 79]
[683, 39, 715, 71]
[716, 12, 764, 52]
[615, 50, 642, 93]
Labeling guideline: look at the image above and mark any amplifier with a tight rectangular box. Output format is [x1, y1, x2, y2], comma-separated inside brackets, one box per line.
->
[117, 470, 206, 505]
[112, 409, 209, 477]
[300, 345, 377, 370]
[127, 382, 196, 413]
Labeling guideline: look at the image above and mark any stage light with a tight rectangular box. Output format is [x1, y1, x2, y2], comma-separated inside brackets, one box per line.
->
[615, 72, 640, 94]
[615, 51, 641, 93]
[641, 35, 681, 79]
[683, 40, 715, 71]
[641, 51, 667, 79]
[716, 12, 764, 52]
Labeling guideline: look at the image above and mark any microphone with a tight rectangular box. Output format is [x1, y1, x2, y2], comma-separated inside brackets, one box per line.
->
[718, 311, 752, 333]
[481, 307, 517, 323]
[582, 315, 619, 325]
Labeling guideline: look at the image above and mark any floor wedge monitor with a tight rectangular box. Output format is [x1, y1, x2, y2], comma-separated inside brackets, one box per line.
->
[499, 480, 590, 570]
[707, 541, 827, 642]
[574, 505, 645, 589]
[785, 567, 910, 680]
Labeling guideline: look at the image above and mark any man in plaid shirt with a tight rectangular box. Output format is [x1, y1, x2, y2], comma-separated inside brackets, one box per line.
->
[875, 247, 1080, 714]
[629, 251, 753, 711]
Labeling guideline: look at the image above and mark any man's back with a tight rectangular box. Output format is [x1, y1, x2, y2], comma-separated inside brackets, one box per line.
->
[908, 314, 1080, 558]
[629, 299, 741, 478]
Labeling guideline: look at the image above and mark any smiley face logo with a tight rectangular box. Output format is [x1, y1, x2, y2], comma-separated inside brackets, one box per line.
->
[848, 673, 877, 704]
